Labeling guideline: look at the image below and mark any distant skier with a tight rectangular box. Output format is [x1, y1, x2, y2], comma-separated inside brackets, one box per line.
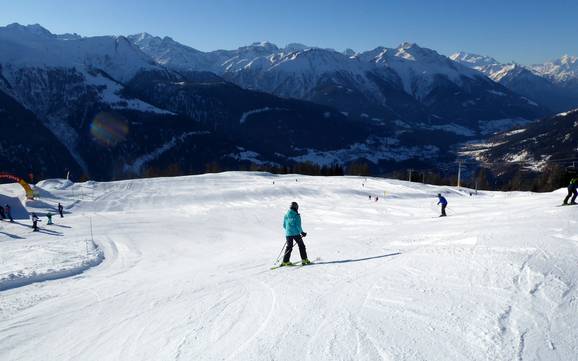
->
[5, 205, 13, 222]
[369, 195, 372, 200]
[563, 178, 578, 205]
[281, 202, 310, 266]
[31, 213, 40, 231]
[375, 196, 379, 202]
[0, 206, 4, 220]
[58, 203, 64, 218]
[437, 193, 448, 217]
[47, 213, 53, 225]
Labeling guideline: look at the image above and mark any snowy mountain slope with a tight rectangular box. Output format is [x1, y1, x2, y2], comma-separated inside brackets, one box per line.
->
[450, 51, 523, 80]
[0, 23, 158, 83]
[468, 109, 578, 171]
[0, 63, 182, 178]
[365, 43, 483, 98]
[126, 33, 224, 72]
[0, 24, 377, 179]
[449, 51, 500, 68]
[532, 55, 578, 83]
[0, 88, 81, 178]
[0, 23, 186, 177]
[1, 172, 577, 360]
[452, 51, 578, 112]
[124, 70, 372, 152]
[0, 23, 565, 180]
[129, 35, 547, 128]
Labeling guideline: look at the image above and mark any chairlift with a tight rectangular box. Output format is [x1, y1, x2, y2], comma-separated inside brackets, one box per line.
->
[566, 162, 577, 175]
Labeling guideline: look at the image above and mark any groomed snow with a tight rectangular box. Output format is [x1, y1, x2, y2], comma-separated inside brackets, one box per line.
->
[1, 172, 577, 360]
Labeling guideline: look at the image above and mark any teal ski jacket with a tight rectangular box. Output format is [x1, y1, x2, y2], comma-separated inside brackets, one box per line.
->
[283, 209, 304, 236]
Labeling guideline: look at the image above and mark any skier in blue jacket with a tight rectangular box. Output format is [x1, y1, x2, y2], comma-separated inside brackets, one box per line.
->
[281, 202, 310, 266]
[437, 193, 448, 217]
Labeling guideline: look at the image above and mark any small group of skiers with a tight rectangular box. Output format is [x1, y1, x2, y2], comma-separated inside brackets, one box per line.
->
[30, 203, 64, 232]
[0, 204, 13, 222]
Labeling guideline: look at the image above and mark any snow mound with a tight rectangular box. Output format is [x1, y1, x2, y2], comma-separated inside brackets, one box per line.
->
[0, 239, 103, 291]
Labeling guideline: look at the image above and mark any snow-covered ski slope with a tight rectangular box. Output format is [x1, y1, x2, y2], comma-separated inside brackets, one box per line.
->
[0, 172, 577, 361]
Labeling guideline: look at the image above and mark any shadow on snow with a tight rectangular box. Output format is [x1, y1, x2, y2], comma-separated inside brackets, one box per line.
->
[310, 252, 401, 266]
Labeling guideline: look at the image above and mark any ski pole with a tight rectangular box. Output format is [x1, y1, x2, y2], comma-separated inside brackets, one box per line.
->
[273, 242, 286, 265]
[274, 240, 294, 265]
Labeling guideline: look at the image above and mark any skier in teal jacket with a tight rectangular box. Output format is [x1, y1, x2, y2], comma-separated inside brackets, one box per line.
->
[281, 202, 310, 266]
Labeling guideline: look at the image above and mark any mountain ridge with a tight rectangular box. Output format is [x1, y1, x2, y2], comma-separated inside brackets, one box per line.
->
[451, 51, 578, 112]
[0, 23, 570, 182]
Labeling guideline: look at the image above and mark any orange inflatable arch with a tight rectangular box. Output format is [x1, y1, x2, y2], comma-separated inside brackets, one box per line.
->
[0, 173, 34, 199]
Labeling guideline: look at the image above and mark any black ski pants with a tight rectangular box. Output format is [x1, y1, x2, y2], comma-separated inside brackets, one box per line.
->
[441, 204, 447, 216]
[564, 189, 577, 204]
[283, 235, 308, 263]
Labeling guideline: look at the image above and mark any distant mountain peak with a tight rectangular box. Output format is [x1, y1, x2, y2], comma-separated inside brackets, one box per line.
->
[2, 23, 54, 39]
[131, 32, 155, 42]
[394, 42, 444, 62]
[398, 42, 418, 50]
[343, 48, 356, 57]
[56, 33, 82, 41]
[284, 43, 310, 52]
[559, 54, 578, 65]
[247, 41, 278, 50]
[450, 51, 499, 67]
[531, 54, 578, 83]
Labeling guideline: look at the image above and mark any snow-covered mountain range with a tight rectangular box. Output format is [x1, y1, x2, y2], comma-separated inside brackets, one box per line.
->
[0, 23, 574, 181]
[532, 55, 578, 83]
[129, 33, 546, 126]
[451, 52, 578, 112]
[0, 24, 373, 180]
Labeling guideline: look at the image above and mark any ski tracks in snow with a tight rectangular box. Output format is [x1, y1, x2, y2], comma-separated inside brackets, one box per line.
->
[2, 174, 578, 360]
[222, 279, 277, 361]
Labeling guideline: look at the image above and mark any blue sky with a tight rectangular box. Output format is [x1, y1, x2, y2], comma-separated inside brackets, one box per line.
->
[2, 0, 577, 64]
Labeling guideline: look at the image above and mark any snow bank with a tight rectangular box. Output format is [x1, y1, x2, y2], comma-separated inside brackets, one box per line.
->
[0, 238, 104, 291]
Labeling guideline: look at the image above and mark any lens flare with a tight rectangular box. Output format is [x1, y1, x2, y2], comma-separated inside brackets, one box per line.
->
[90, 112, 129, 147]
